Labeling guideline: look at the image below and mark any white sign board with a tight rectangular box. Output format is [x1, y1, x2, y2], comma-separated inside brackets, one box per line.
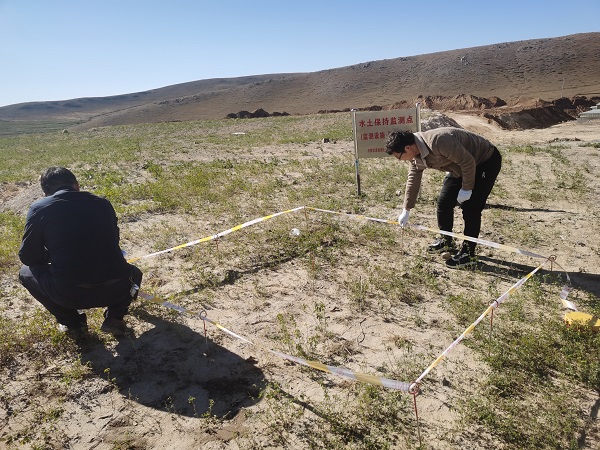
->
[352, 107, 420, 159]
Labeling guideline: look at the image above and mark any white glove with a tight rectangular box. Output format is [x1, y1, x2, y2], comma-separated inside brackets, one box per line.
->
[457, 189, 472, 203]
[398, 209, 410, 227]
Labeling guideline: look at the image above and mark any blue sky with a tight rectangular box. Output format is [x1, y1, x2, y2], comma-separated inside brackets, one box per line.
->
[1, 0, 598, 107]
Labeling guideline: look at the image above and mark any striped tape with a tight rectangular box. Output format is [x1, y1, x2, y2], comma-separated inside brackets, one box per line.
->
[128, 206, 578, 392]
[127, 206, 305, 263]
[304, 207, 575, 310]
[305, 207, 546, 259]
[414, 258, 548, 384]
[138, 290, 413, 392]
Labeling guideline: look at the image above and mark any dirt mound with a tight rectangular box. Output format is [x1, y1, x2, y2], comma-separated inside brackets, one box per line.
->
[482, 105, 572, 129]
[419, 94, 506, 110]
[326, 94, 599, 130]
[404, 95, 599, 129]
[420, 113, 463, 130]
[225, 108, 290, 119]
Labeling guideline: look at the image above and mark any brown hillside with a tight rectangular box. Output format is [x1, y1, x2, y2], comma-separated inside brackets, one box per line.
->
[1, 32, 599, 131]
[0, 74, 289, 122]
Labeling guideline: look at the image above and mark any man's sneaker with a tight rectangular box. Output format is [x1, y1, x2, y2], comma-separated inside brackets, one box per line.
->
[428, 237, 456, 253]
[445, 251, 477, 269]
[100, 317, 131, 336]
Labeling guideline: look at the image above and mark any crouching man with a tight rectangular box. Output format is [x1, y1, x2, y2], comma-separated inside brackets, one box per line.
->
[18, 167, 143, 336]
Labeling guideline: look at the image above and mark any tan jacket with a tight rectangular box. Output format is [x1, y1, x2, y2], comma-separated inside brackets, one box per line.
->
[403, 127, 496, 209]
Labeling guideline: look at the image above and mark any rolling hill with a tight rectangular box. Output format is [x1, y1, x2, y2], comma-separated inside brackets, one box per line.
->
[1, 32, 599, 132]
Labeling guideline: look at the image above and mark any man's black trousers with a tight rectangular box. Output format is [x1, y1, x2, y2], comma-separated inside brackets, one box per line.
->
[436, 147, 502, 255]
[19, 264, 143, 328]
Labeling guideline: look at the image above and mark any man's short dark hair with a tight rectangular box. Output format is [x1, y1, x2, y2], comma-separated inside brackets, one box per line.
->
[40, 167, 78, 195]
[385, 130, 416, 155]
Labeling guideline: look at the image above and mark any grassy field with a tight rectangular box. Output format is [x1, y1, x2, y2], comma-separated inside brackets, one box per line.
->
[0, 119, 84, 137]
[0, 113, 599, 449]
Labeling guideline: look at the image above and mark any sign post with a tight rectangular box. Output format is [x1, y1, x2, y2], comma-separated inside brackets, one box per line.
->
[352, 104, 421, 196]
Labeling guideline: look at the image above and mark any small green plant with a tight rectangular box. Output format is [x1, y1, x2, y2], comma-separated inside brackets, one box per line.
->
[276, 312, 305, 357]
[346, 276, 369, 312]
[552, 163, 588, 193]
[0, 212, 24, 274]
[61, 360, 92, 385]
[200, 398, 222, 430]
[313, 300, 327, 334]
[299, 384, 415, 449]
[580, 141, 600, 148]
[111, 438, 137, 450]
[257, 382, 305, 446]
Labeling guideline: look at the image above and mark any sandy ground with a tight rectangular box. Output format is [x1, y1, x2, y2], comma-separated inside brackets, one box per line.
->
[1, 114, 599, 449]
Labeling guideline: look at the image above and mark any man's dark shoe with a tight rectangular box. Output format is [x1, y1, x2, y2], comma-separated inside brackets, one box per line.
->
[445, 251, 477, 269]
[428, 236, 456, 253]
[100, 317, 131, 336]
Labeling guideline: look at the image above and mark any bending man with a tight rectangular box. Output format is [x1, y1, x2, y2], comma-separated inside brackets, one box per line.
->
[385, 127, 502, 268]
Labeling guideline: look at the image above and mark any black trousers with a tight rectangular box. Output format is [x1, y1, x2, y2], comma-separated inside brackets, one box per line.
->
[437, 148, 502, 255]
[19, 264, 143, 328]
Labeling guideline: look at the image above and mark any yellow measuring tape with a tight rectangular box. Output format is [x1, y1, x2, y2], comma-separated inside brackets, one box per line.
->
[138, 290, 414, 392]
[414, 258, 550, 384]
[305, 207, 576, 311]
[127, 206, 583, 392]
[127, 206, 305, 263]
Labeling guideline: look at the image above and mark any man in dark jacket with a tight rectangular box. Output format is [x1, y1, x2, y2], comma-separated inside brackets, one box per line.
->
[18, 167, 143, 336]
[385, 127, 502, 268]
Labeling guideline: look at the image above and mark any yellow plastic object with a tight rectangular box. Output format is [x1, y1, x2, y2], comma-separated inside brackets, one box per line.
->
[564, 311, 600, 331]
